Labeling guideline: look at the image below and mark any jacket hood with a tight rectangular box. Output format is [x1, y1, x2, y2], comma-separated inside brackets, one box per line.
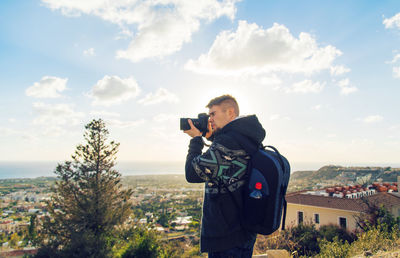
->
[217, 115, 266, 145]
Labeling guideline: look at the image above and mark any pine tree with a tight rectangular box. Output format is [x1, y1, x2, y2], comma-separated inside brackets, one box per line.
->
[37, 119, 133, 258]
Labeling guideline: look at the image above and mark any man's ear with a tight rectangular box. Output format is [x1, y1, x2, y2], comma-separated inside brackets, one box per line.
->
[227, 107, 235, 118]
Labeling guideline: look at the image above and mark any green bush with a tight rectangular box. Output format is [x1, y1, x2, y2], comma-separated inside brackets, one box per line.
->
[117, 228, 161, 258]
[318, 224, 355, 243]
[317, 224, 400, 258]
[317, 236, 350, 258]
[289, 223, 321, 256]
[347, 225, 400, 257]
[356, 200, 400, 232]
[256, 223, 321, 256]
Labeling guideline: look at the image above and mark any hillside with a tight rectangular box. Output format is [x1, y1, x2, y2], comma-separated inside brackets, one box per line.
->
[288, 165, 400, 192]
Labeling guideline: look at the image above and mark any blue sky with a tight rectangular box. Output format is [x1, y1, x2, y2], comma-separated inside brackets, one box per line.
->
[1, 0, 400, 170]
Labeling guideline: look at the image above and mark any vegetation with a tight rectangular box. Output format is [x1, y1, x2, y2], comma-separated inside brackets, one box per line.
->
[254, 223, 354, 257]
[35, 119, 133, 257]
[254, 205, 400, 257]
[318, 225, 400, 258]
[113, 227, 161, 258]
[355, 197, 400, 232]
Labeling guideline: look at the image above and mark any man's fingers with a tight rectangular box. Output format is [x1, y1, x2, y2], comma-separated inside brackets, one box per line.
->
[204, 120, 213, 139]
[184, 119, 202, 138]
[188, 119, 195, 129]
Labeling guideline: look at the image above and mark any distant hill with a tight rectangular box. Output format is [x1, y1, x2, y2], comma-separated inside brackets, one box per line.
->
[291, 165, 345, 181]
[290, 165, 400, 187]
[290, 170, 314, 180]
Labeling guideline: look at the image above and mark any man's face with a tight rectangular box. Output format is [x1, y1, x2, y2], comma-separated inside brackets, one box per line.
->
[208, 105, 233, 132]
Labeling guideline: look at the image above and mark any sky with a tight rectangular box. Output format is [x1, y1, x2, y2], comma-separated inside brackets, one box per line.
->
[1, 0, 400, 170]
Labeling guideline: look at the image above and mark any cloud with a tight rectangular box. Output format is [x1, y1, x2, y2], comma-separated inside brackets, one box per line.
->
[42, 0, 239, 62]
[83, 47, 95, 56]
[337, 78, 358, 95]
[148, 125, 182, 143]
[286, 80, 325, 93]
[89, 75, 140, 106]
[312, 105, 321, 110]
[185, 21, 342, 76]
[269, 114, 290, 121]
[105, 118, 145, 128]
[0, 127, 17, 136]
[138, 88, 179, 105]
[363, 115, 383, 123]
[330, 65, 350, 76]
[393, 66, 400, 78]
[383, 13, 400, 30]
[389, 124, 400, 131]
[0, 127, 35, 140]
[116, 15, 199, 62]
[269, 114, 281, 121]
[41, 126, 69, 137]
[387, 53, 400, 79]
[250, 74, 282, 85]
[89, 110, 121, 118]
[389, 54, 400, 64]
[153, 113, 179, 123]
[32, 102, 84, 126]
[25, 76, 67, 98]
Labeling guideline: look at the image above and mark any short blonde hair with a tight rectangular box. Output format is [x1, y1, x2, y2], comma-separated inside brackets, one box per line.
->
[206, 95, 239, 116]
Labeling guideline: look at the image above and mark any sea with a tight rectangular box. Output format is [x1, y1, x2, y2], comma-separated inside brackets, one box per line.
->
[0, 161, 399, 180]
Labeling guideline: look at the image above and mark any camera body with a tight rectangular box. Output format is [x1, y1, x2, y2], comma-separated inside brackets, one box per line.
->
[180, 113, 209, 134]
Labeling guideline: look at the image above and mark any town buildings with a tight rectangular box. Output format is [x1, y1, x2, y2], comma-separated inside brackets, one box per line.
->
[286, 182, 400, 232]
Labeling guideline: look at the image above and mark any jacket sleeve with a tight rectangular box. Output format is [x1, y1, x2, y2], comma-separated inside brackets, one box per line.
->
[185, 136, 232, 183]
[185, 136, 206, 183]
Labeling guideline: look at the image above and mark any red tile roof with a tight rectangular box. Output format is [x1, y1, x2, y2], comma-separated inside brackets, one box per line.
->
[286, 192, 400, 212]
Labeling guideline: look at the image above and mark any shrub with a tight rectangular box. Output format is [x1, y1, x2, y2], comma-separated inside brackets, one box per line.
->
[118, 228, 161, 258]
[317, 224, 400, 258]
[319, 224, 355, 243]
[289, 223, 321, 256]
[317, 236, 350, 258]
[347, 225, 400, 257]
[355, 200, 400, 233]
[254, 222, 321, 256]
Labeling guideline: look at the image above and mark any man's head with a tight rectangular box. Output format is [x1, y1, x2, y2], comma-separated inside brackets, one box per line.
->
[206, 95, 239, 133]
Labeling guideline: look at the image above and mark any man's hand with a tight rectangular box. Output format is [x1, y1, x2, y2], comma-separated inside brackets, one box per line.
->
[184, 119, 202, 138]
[205, 120, 213, 139]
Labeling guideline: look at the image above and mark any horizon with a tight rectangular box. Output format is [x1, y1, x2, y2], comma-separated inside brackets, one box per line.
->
[1, 1, 400, 165]
[1, 160, 400, 180]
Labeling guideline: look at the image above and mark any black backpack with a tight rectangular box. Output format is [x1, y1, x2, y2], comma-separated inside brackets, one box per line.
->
[228, 132, 291, 235]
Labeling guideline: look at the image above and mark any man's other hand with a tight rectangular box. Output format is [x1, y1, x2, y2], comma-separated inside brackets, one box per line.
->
[205, 120, 213, 139]
[184, 119, 202, 138]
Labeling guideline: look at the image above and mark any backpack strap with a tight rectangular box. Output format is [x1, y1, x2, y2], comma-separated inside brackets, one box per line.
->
[282, 199, 287, 230]
[264, 145, 285, 170]
[265, 145, 288, 231]
[229, 132, 286, 171]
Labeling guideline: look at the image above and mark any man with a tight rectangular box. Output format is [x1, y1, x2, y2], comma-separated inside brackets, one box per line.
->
[184, 95, 266, 257]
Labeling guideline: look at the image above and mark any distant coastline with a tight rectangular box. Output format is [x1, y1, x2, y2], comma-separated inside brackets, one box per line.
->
[0, 161, 399, 180]
[0, 161, 185, 179]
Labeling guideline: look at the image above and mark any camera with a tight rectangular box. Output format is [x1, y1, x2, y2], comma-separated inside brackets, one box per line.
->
[180, 113, 209, 134]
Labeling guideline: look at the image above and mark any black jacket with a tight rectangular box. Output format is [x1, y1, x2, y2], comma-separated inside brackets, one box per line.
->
[185, 115, 266, 252]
